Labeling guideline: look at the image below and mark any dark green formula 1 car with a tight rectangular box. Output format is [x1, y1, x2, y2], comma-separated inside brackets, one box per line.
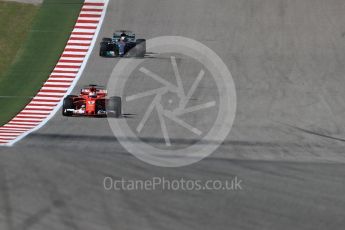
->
[99, 30, 146, 58]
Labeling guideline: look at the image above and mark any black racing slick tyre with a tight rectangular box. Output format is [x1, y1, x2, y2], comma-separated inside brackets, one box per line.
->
[62, 96, 75, 116]
[65, 95, 77, 99]
[102, 37, 112, 43]
[96, 99, 106, 116]
[107, 96, 122, 118]
[100, 42, 108, 56]
[126, 43, 137, 57]
[135, 39, 146, 57]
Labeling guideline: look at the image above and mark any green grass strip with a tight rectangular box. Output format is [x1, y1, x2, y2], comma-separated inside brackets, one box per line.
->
[0, 0, 84, 126]
[0, 1, 39, 78]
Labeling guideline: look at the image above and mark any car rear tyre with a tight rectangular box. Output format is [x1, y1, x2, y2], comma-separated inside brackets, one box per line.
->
[62, 97, 75, 116]
[126, 42, 137, 57]
[107, 96, 122, 118]
[135, 39, 146, 57]
[65, 95, 77, 99]
[100, 42, 108, 56]
[96, 99, 106, 116]
[102, 37, 112, 43]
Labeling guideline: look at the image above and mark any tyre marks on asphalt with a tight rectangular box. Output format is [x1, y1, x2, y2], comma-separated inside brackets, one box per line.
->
[0, 0, 109, 146]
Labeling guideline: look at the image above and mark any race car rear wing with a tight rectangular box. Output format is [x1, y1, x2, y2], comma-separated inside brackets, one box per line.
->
[81, 88, 107, 96]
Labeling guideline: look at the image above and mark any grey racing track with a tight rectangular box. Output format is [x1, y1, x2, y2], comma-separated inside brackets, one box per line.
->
[1, 0, 345, 229]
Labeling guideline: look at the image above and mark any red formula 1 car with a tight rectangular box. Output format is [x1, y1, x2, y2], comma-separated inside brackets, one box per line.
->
[62, 85, 121, 118]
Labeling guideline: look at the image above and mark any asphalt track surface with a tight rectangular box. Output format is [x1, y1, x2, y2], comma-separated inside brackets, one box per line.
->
[1, 0, 345, 229]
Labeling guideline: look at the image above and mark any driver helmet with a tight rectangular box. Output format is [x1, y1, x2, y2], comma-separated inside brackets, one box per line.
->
[120, 36, 126, 41]
[89, 91, 97, 98]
